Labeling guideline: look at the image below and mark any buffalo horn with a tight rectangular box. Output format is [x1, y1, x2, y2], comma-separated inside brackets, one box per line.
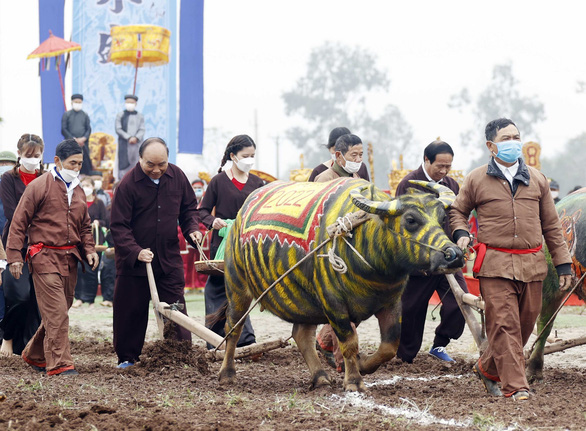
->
[408, 180, 456, 208]
[350, 185, 402, 215]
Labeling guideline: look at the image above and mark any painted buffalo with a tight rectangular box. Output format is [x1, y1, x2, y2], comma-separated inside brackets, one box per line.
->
[217, 178, 464, 391]
[526, 187, 586, 381]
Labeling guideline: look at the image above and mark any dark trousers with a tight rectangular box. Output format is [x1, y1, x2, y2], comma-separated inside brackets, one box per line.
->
[113, 266, 191, 364]
[74, 257, 101, 303]
[478, 277, 542, 396]
[1, 264, 41, 355]
[23, 257, 77, 375]
[80, 144, 92, 175]
[397, 271, 468, 362]
[204, 274, 255, 349]
[100, 255, 115, 302]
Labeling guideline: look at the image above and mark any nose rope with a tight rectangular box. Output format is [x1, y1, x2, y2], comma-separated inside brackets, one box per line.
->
[388, 229, 452, 256]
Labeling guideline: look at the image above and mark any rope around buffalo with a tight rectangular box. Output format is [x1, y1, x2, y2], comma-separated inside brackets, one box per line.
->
[215, 213, 369, 352]
[318, 215, 374, 273]
[214, 212, 456, 352]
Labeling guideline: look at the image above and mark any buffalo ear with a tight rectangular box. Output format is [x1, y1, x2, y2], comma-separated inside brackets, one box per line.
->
[408, 180, 455, 209]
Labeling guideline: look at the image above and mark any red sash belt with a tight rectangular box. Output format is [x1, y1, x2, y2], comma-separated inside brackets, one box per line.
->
[472, 242, 542, 273]
[27, 243, 76, 260]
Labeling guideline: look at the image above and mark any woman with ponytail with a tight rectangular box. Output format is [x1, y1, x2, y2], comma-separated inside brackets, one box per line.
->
[198, 135, 264, 347]
[0, 134, 44, 357]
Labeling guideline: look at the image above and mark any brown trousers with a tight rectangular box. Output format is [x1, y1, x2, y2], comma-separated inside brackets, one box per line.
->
[478, 277, 542, 396]
[22, 257, 78, 375]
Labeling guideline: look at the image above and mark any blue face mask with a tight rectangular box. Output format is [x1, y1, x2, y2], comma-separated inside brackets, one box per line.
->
[491, 140, 522, 163]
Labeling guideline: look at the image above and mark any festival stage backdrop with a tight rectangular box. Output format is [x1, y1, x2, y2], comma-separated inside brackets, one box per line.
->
[69, 0, 204, 162]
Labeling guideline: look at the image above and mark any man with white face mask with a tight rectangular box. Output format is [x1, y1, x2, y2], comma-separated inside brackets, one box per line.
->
[314, 134, 364, 183]
[6, 139, 98, 376]
[61, 94, 92, 176]
[450, 118, 572, 401]
[115, 94, 145, 180]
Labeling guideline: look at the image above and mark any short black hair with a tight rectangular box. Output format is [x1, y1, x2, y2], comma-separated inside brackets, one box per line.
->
[71, 94, 83, 101]
[485, 118, 518, 142]
[139, 137, 169, 157]
[334, 134, 362, 155]
[327, 127, 351, 149]
[424, 140, 454, 164]
[55, 139, 83, 160]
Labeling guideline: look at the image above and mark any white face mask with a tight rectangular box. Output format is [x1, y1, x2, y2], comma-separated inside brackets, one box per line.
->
[72, 102, 83, 112]
[233, 156, 255, 173]
[82, 186, 94, 197]
[58, 159, 80, 183]
[551, 191, 559, 199]
[94, 180, 103, 190]
[125, 103, 136, 112]
[342, 155, 361, 174]
[194, 188, 203, 198]
[330, 153, 336, 161]
[20, 157, 41, 172]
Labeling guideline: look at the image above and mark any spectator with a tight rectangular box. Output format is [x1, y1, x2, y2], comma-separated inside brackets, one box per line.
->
[61, 94, 92, 175]
[0, 135, 44, 357]
[115, 94, 145, 180]
[73, 177, 109, 308]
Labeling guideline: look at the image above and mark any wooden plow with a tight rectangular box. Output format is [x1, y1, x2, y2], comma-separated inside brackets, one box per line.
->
[446, 273, 586, 358]
[145, 262, 290, 361]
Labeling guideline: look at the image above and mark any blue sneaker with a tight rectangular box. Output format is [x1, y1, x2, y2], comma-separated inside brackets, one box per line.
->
[428, 346, 456, 363]
[117, 361, 135, 369]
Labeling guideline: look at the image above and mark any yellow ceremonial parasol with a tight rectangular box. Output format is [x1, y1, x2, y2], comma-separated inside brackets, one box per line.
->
[109, 25, 171, 95]
[27, 31, 82, 111]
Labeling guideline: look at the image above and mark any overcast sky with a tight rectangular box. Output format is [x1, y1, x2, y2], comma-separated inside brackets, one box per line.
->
[203, 0, 586, 177]
[2, 1, 586, 182]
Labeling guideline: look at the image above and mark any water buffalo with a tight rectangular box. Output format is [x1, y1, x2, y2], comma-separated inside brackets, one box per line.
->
[216, 178, 464, 391]
[526, 187, 586, 381]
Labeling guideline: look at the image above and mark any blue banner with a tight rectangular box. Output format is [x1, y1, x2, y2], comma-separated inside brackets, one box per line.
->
[38, 0, 66, 163]
[72, 0, 177, 165]
[178, 0, 204, 154]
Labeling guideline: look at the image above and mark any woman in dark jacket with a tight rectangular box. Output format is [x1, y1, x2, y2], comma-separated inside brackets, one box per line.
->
[0, 134, 45, 357]
[198, 135, 264, 348]
[72, 177, 108, 308]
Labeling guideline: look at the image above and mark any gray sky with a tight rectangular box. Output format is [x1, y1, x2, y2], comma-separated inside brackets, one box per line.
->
[2, 0, 586, 182]
[204, 0, 586, 177]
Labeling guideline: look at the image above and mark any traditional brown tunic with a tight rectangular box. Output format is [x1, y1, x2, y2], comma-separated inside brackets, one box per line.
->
[450, 157, 571, 396]
[7, 170, 95, 375]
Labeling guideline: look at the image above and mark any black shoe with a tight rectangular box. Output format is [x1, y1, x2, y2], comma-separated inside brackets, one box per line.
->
[473, 361, 502, 397]
[57, 369, 79, 376]
[29, 364, 46, 373]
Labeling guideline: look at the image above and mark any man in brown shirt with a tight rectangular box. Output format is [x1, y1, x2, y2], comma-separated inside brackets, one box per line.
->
[450, 118, 572, 400]
[7, 139, 98, 376]
[314, 134, 363, 183]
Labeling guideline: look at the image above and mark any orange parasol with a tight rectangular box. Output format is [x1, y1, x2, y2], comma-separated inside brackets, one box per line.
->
[27, 31, 81, 111]
[109, 25, 171, 95]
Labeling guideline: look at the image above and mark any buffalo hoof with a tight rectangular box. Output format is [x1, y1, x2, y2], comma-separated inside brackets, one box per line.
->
[526, 360, 544, 383]
[218, 367, 236, 385]
[310, 370, 331, 390]
[344, 377, 366, 392]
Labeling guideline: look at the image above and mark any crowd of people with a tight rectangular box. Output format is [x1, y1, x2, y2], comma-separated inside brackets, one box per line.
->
[0, 114, 579, 402]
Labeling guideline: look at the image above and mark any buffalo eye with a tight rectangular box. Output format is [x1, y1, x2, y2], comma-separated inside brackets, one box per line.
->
[403, 214, 420, 232]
